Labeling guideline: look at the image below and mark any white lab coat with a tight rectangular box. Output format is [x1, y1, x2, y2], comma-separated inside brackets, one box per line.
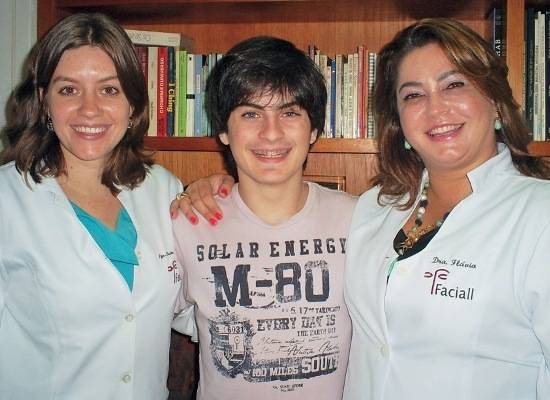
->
[344, 145, 550, 400]
[0, 162, 184, 400]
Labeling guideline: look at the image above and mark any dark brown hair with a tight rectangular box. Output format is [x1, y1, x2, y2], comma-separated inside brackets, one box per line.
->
[0, 13, 152, 191]
[373, 18, 550, 208]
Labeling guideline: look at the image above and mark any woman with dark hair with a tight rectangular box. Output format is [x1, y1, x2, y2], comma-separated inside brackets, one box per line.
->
[344, 18, 550, 399]
[0, 13, 185, 399]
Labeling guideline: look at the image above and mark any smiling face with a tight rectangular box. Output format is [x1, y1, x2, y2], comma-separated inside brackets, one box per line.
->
[45, 45, 132, 171]
[219, 91, 317, 189]
[396, 43, 498, 175]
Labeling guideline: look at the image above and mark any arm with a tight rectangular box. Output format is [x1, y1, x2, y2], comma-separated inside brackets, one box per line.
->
[170, 173, 235, 225]
[522, 221, 550, 396]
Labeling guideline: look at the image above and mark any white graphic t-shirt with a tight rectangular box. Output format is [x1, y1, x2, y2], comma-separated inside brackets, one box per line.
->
[172, 182, 356, 399]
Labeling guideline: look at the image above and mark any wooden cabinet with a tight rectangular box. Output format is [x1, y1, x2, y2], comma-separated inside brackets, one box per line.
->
[37, 0, 550, 195]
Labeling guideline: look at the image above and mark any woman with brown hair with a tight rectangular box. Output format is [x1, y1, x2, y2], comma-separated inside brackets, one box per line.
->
[0, 13, 184, 399]
[344, 18, 550, 399]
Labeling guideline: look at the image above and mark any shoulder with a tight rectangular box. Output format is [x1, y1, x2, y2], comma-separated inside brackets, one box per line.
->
[136, 164, 183, 194]
[309, 182, 358, 206]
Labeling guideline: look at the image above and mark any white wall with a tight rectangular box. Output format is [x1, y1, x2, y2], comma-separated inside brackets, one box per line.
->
[0, 0, 37, 149]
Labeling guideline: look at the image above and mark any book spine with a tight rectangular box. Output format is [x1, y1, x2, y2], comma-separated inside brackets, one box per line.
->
[330, 57, 336, 138]
[176, 50, 188, 137]
[147, 47, 158, 136]
[367, 51, 377, 138]
[335, 54, 343, 138]
[357, 45, 365, 138]
[526, 8, 535, 136]
[194, 54, 203, 136]
[186, 54, 195, 136]
[125, 28, 182, 48]
[546, 11, 550, 140]
[166, 46, 177, 137]
[491, 8, 505, 58]
[157, 46, 168, 137]
[135, 46, 148, 81]
[540, 11, 546, 139]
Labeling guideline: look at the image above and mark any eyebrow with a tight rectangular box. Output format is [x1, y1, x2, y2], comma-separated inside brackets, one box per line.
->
[238, 100, 300, 110]
[397, 69, 461, 93]
[50, 75, 119, 84]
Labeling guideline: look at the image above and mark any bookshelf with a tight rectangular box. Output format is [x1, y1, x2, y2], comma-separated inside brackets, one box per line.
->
[38, 0, 550, 197]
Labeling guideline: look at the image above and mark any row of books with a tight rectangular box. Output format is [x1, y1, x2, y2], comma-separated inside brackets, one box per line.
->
[524, 9, 550, 141]
[308, 45, 377, 139]
[126, 28, 379, 139]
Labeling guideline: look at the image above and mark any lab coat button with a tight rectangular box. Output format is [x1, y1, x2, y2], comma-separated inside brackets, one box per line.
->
[380, 344, 390, 358]
[122, 373, 132, 383]
[125, 314, 134, 322]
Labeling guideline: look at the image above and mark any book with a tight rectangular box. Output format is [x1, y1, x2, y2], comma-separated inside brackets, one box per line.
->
[125, 28, 194, 51]
[147, 47, 158, 136]
[490, 7, 505, 58]
[366, 51, 377, 138]
[157, 46, 168, 137]
[135, 46, 148, 81]
[186, 53, 195, 136]
[176, 49, 188, 137]
[525, 8, 535, 136]
[166, 46, 177, 136]
[194, 54, 204, 136]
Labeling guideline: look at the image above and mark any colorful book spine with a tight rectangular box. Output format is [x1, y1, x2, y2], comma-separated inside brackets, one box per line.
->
[135, 46, 148, 81]
[147, 47, 158, 136]
[176, 49, 188, 137]
[194, 54, 203, 136]
[157, 46, 168, 137]
[330, 57, 336, 138]
[525, 8, 535, 136]
[186, 53, 195, 136]
[166, 46, 177, 137]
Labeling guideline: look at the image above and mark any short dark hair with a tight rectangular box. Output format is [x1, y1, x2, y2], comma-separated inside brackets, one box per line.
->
[0, 13, 152, 192]
[205, 36, 326, 176]
[373, 18, 550, 208]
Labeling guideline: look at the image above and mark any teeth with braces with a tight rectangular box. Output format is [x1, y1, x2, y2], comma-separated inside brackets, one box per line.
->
[253, 149, 290, 157]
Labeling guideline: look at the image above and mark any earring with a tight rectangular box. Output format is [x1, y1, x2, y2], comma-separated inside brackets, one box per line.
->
[46, 116, 54, 132]
[494, 118, 502, 131]
[127, 118, 134, 129]
[404, 139, 412, 150]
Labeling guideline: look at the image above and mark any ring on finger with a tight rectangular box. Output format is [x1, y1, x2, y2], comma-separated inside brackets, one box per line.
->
[176, 192, 190, 200]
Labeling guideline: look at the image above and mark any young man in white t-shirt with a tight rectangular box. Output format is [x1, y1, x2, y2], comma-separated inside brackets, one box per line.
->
[172, 36, 356, 399]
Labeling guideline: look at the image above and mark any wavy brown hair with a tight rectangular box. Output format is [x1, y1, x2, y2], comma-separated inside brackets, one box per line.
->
[0, 13, 152, 192]
[373, 18, 550, 209]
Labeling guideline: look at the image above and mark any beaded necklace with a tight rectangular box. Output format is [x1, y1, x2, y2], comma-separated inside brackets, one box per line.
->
[397, 181, 445, 255]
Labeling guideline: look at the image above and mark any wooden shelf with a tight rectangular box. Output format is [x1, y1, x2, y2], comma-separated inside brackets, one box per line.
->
[145, 137, 550, 156]
[527, 140, 550, 157]
[144, 137, 380, 153]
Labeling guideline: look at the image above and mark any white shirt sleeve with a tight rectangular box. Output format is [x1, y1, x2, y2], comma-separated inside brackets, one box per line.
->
[522, 221, 550, 398]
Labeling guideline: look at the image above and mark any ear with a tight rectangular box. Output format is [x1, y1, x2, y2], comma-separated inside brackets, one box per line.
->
[219, 132, 229, 145]
[309, 129, 318, 145]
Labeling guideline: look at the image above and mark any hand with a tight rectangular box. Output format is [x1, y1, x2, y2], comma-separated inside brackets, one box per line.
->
[170, 173, 235, 225]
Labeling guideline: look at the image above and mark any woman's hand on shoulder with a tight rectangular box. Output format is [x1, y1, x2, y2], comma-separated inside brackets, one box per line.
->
[170, 173, 235, 225]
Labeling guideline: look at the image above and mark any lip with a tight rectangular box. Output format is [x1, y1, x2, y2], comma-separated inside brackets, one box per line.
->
[426, 123, 463, 141]
[251, 148, 291, 162]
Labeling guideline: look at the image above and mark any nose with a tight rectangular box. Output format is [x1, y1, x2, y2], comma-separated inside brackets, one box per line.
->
[78, 91, 101, 117]
[259, 114, 284, 141]
[425, 92, 449, 118]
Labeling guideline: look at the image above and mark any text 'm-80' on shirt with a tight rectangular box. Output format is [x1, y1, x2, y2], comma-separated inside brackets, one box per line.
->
[172, 182, 356, 400]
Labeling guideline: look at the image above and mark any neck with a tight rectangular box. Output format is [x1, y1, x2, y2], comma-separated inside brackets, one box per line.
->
[425, 169, 472, 210]
[237, 176, 309, 225]
[57, 162, 109, 198]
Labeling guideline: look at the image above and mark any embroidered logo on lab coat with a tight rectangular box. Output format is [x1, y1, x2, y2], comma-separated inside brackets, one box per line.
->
[424, 268, 475, 300]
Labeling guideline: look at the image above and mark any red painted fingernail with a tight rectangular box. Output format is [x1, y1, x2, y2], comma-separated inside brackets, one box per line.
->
[170, 211, 176, 219]
[220, 188, 228, 197]
[190, 216, 198, 225]
[215, 212, 223, 220]
[209, 218, 218, 226]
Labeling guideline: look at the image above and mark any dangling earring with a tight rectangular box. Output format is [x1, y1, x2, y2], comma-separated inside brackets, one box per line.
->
[46, 116, 54, 132]
[127, 118, 134, 130]
[404, 139, 412, 150]
[494, 118, 502, 131]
